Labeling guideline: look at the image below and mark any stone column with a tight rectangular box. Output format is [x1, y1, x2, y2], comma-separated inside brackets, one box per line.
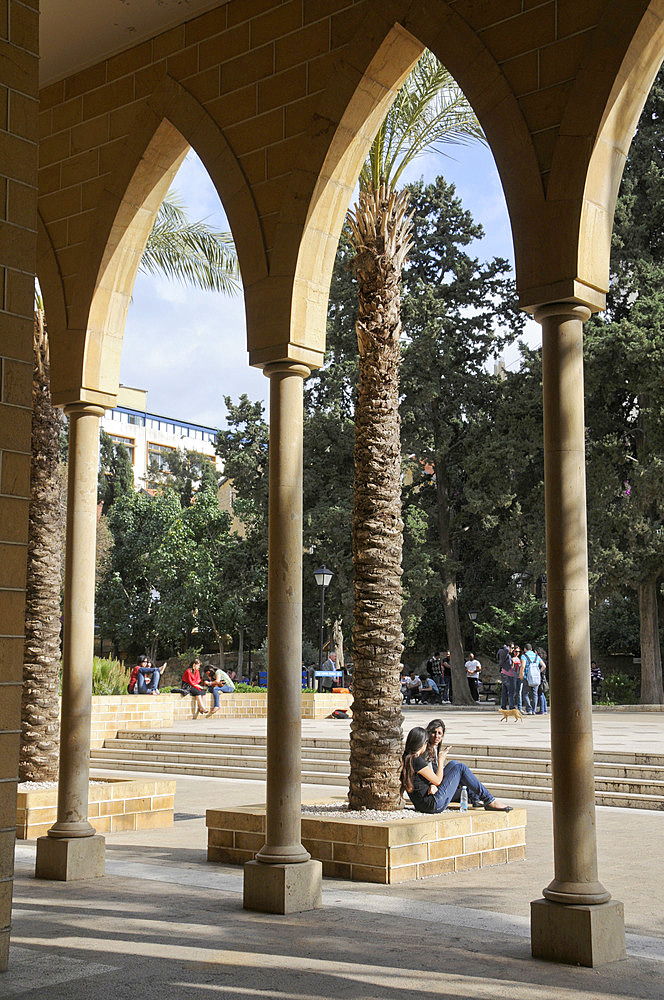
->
[530, 303, 625, 965]
[35, 404, 106, 880]
[243, 363, 322, 914]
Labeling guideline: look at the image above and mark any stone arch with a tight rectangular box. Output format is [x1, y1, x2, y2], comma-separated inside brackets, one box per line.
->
[253, 1, 541, 367]
[575, 2, 664, 299]
[50, 74, 266, 406]
[36, 211, 67, 338]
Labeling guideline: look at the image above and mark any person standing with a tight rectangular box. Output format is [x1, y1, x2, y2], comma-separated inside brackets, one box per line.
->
[465, 652, 481, 702]
[441, 650, 452, 703]
[521, 643, 543, 715]
[426, 651, 443, 692]
[498, 641, 516, 710]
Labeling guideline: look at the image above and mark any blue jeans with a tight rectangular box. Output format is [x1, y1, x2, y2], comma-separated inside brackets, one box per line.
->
[524, 684, 539, 713]
[212, 684, 234, 707]
[137, 666, 159, 693]
[431, 760, 494, 812]
[516, 677, 524, 710]
[500, 674, 516, 709]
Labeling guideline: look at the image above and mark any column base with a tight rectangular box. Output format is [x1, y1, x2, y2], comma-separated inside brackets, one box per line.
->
[35, 834, 105, 881]
[0, 927, 9, 972]
[531, 897, 626, 967]
[243, 859, 322, 914]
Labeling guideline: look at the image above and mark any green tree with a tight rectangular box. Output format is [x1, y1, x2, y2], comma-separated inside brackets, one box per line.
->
[583, 67, 664, 704]
[346, 52, 484, 808]
[146, 446, 219, 506]
[98, 429, 134, 515]
[400, 175, 524, 693]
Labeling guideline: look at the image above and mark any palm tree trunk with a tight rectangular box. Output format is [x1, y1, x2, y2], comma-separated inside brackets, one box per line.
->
[638, 577, 664, 704]
[432, 440, 474, 705]
[20, 313, 64, 782]
[347, 184, 411, 810]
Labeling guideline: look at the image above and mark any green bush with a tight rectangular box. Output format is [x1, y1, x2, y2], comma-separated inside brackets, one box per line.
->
[598, 672, 639, 705]
[92, 655, 127, 695]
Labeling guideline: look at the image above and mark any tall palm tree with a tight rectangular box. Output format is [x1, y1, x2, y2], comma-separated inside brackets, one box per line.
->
[347, 52, 484, 809]
[19, 191, 239, 782]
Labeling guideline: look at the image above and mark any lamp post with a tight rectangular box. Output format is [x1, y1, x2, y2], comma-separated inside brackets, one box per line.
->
[468, 609, 478, 652]
[313, 566, 333, 680]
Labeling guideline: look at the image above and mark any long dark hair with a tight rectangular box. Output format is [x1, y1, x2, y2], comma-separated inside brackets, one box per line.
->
[424, 718, 446, 761]
[399, 727, 427, 796]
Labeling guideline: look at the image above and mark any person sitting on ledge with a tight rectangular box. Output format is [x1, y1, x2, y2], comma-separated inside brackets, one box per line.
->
[203, 665, 235, 715]
[181, 658, 209, 718]
[400, 725, 513, 814]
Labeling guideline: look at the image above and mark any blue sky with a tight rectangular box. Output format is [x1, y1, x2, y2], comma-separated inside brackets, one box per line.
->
[121, 140, 538, 428]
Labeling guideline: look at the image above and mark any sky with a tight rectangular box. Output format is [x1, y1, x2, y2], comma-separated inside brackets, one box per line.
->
[121, 139, 539, 429]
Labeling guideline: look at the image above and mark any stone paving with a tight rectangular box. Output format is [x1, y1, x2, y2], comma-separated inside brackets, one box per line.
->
[5, 709, 664, 998]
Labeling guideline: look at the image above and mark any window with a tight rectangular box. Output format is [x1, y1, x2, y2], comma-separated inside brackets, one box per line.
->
[147, 442, 176, 471]
[109, 435, 135, 464]
[127, 413, 145, 426]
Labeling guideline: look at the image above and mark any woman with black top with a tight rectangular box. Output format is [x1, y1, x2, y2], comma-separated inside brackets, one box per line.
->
[400, 725, 512, 813]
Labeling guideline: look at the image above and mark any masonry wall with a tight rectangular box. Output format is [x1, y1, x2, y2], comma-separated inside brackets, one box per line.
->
[0, 0, 39, 973]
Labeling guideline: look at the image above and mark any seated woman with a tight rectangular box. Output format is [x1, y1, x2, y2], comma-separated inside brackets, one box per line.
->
[400, 725, 512, 813]
[181, 658, 209, 718]
[203, 665, 235, 715]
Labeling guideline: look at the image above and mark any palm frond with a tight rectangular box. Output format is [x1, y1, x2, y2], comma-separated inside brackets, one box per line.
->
[359, 50, 485, 192]
[141, 194, 241, 295]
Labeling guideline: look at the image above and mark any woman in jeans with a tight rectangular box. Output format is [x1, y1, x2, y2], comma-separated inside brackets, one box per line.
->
[400, 726, 512, 814]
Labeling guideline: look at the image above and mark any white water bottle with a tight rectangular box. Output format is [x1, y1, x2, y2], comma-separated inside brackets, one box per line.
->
[460, 785, 469, 812]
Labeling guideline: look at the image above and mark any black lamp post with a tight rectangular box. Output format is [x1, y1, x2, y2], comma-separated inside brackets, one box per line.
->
[468, 609, 478, 651]
[313, 565, 333, 674]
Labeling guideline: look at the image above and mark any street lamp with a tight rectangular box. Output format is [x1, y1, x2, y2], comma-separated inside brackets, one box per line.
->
[468, 609, 478, 651]
[313, 565, 333, 674]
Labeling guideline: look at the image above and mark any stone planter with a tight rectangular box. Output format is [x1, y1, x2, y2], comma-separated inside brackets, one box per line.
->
[206, 802, 527, 884]
[16, 778, 176, 840]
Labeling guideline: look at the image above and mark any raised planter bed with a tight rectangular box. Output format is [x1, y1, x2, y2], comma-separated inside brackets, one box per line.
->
[206, 802, 527, 884]
[16, 778, 176, 839]
[86, 692, 353, 748]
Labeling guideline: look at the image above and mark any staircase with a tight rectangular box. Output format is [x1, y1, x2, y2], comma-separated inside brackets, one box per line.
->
[90, 731, 664, 810]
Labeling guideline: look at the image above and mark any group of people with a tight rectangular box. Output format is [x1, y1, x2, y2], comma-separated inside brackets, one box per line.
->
[401, 717, 513, 813]
[180, 658, 236, 717]
[497, 641, 548, 714]
[127, 655, 238, 717]
[401, 651, 452, 704]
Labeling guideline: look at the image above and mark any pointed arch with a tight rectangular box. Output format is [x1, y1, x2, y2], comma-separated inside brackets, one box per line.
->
[49, 74, 266, 406]
[251, 1, 541, 367]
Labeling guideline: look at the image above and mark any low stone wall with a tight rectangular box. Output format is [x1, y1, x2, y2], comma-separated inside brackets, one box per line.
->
[87, 691, 353, 747]
[16, 778, 176, 840]
[206, 804, 527, 884]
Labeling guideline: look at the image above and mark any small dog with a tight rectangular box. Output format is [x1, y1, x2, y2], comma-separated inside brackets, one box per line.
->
[499, 707, 523, 722]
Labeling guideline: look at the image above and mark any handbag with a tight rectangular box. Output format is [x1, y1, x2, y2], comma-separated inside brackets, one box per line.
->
[542, 677, 549, 694]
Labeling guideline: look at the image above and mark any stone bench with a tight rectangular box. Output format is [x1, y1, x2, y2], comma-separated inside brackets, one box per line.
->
[206, 802, 527, 884]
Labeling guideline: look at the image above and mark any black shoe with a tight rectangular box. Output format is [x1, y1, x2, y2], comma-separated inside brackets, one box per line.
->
[484, 801, 513, 812]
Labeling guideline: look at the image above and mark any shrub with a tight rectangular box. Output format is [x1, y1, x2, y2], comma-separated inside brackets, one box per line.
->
[92, 655, 127, 695]
[598, 672, 639, 705]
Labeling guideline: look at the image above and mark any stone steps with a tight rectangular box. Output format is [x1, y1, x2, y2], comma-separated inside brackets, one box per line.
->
[90, 732, 664, 809]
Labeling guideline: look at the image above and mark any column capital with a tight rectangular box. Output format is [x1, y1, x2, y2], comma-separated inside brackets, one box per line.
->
[534, 301, 592, 325]
[62, 402, 106, 418]
[263, 361, 311, 380]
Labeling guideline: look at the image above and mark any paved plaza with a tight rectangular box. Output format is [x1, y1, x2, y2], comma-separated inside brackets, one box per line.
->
[6, 709, 664, 998]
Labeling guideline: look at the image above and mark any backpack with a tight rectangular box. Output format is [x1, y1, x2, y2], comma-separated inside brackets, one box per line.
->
[330, 709, 349, 719]
[523, 651, 541, 687]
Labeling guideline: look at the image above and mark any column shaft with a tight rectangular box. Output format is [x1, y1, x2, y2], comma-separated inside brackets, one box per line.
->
[538, 303, 608, 904]
[257, 364, 310, 864]
[50, 404, 104, 838]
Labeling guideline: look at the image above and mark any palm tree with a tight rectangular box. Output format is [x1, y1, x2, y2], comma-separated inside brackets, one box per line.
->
[347, 52, 484, 809]
[19, 191, 239, 782]
[19, 301, 65, 781]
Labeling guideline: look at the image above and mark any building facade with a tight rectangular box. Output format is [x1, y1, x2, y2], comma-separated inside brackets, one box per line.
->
[101, 385, 219, 488]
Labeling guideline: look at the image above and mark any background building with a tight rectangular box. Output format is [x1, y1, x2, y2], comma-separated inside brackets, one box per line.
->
[101, 385, 219, 489]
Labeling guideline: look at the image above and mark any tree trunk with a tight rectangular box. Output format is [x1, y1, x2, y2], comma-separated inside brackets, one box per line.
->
[433, 438, 475, 705]
[347, 184, 410, 810]
[19, 313, 64, 782]
[332, 617, 345, 671]
[638, 577, 664, 704]
[237, 625, 244, 674]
